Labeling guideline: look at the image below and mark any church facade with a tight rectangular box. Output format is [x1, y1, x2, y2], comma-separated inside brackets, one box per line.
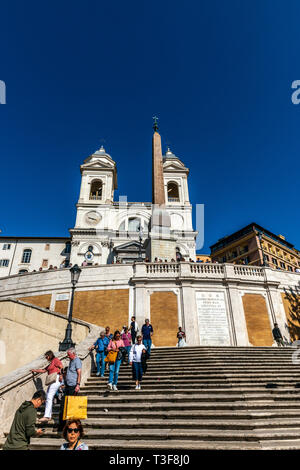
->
[0, 128, 197, 275]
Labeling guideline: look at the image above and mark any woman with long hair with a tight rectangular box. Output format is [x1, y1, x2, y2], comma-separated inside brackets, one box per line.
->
[106, 330, 125, 391]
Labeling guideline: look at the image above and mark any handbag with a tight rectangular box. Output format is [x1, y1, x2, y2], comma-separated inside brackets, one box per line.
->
[45, 372, 57, 386]
[104, 350, 118, 363]
[63, 395, 88, 420]
[117, 347, 127, 361]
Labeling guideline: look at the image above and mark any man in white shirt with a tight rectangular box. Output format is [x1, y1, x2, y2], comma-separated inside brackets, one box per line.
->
[129, 335, 146, 390]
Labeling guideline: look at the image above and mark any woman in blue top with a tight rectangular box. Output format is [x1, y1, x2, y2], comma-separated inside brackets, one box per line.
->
[89, 331, 109, 377]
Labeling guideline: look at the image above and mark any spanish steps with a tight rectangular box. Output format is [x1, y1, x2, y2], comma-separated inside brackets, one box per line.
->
[30, 346, 300, 450]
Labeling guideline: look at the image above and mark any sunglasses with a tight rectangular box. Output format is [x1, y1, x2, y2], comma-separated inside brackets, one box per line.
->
[67, 428, 80, 434]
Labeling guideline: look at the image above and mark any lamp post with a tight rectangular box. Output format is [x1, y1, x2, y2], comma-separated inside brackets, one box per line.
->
[59, 264, 82, 351]
[137, 225, 144, 262]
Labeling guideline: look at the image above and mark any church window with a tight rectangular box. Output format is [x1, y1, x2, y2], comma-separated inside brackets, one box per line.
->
[167, 182, 180, 202]
[22, 249, 32, 264]
[90, 180, 103, 200]
[119, 221, 126, 231]
[3, 244, 11, 250]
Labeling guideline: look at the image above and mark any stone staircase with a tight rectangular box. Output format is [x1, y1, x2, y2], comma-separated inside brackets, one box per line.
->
[30, 346, 300, 450]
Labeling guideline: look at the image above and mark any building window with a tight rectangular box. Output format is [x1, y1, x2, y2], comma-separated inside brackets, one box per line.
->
[19, 269, 28, 274]
[280, 262, 286, 269]
[167, 182, 180, 202]
[222, 256, 227, 262]
[0, 259, 9, 267]
[90, 180, 103, 200]
[271, 258, 278, 266]
[42, 259, 48, 268]
[3, 244, 11, 250]
[264, 255, 269, 262]
[45, 244, 50, 251]
[288, 266, 293, 272]
[22, 249, 32, 264]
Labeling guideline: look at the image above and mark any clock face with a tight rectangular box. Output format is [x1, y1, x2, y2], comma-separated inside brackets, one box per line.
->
[85, 211, 101, 226]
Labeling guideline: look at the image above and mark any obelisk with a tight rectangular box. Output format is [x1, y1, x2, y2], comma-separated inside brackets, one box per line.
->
[146, 117, 176, 262]
[152, 117, 165, 206]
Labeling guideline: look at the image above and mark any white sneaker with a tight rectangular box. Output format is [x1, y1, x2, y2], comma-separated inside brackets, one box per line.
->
[112, 384, 118, 391]
[135, 385, 139, 390]
[138, 385, 141, 390]
[107, 383, 113, 390]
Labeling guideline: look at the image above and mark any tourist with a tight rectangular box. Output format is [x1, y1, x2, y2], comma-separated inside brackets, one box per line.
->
[60, 419, 88, 450]
[121, 327, 132, 364]
[81, 260, 88, 266]
[177, 327, 186, 347]
[272, 323, 285, 347]
[31, 350, 63, 424]
[141, 318, 153, 357]
[89, 330, 109, 377]
[48, 265, 53, 270]
[105, 326, 113, 341]
[129, 335, 147, 390]
[107, 331, 125, 391]
[130, 316, 139, 344]
[3, 390, 46, 450]
[58, 348, 82, 431]
[39, 267, 43, 271]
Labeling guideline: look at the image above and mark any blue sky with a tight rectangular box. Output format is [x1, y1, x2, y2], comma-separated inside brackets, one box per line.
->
[0, 0, 300, 253]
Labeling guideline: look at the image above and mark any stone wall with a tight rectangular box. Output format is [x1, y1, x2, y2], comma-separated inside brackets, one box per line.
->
[1, 263, 300, 347]
[0, 300, 90, 377]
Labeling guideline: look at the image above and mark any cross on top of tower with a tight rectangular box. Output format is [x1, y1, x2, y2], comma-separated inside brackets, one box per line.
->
[153, 115, 159, 132]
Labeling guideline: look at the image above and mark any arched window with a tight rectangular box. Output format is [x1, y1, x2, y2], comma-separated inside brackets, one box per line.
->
[119, 221, 126, 231]
[167, 182, 180, 202]
[22, 249, 32, 264]
[90, 180, 103, 200]
[19, 269, 28, 274]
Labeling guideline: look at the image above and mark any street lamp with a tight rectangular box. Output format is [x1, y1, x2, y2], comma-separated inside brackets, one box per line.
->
[59, 264, 82, 351]
[137, 225, 144, 262]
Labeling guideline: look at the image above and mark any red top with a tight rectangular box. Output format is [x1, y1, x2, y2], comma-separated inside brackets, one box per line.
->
[46, 357, 63, 375]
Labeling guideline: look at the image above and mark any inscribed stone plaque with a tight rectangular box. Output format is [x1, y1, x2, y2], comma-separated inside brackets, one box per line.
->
[56, 293, 70, 301]
[196, 291, 231, 346]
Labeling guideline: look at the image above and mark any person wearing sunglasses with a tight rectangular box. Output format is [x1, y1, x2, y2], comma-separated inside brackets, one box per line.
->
[60, 420, 88, 450]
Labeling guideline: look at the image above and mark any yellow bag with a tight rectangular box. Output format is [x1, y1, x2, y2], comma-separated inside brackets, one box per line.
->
[63, 396, 88, 420]
[104, 350, 118, 363]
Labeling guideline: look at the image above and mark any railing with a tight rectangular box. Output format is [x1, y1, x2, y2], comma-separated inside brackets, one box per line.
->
[89, 196, 102, 200]
[233, 266, 264, 277]
[146, 263, 180, 275]
[190, 264, 224, 275]
[168, 197, 180, 202]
